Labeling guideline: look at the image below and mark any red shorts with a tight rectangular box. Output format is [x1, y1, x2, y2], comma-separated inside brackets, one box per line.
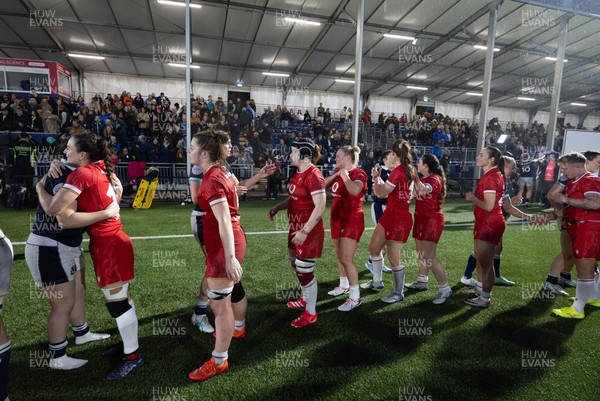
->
[288, 220, 324, 259]
[412, 213, 444, 243]
[89, 231, 134, 288]
[474, 216, 505, 245]
[567, 223, 600, 260]
[331, 212, 364, 242]
[205, 225, 247, 279]
[379, 211, 412, 243]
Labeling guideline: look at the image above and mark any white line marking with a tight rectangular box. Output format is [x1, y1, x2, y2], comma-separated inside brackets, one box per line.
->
[10, 221, 531, 245]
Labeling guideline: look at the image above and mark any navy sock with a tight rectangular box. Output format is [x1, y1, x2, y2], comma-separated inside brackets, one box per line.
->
[546, 275, 558, 284]
[560, 272, 572, 280]
[194, 300, 208, 316]
[72, 322, 90, 338]
[48, 339, 68, 359]
[464, 253, 476, 279]
[0, 341, 11, 401]
[494, 256, 501, 278]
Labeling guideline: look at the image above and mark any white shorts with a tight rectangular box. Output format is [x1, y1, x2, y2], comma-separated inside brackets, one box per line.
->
[370, 203, 386, 225]
[518, 177, 533, 187]
[0, 229, 13, 297]
[25, 233, 84, 287]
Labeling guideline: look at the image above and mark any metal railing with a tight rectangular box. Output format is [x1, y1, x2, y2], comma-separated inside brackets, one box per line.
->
[35, 160, 255, 196]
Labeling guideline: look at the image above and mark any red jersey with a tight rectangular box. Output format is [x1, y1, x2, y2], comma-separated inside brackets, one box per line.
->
[384, 165, 412, 214]
[563, 172, 600, 222]
[474, 167, 504, 220]
[415, 174, 443, 215]
[64, 161, 121, 237]
[331, 168, 367, 221]
[197, 165, 240, 240]
[288, 165, 325, 223]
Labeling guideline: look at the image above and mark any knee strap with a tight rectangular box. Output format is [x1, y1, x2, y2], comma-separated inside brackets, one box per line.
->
[207, 286, 233, 300]
[106, 299, 132, 318]
[231, 282, 245, 303]
[102, 283, 129, 301]
[295, 258, 315, 273]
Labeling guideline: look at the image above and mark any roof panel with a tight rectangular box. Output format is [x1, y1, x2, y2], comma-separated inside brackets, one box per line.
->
[366, 0, 420, 26]
[121, 29, 160, 58]
[300, 51, 335, 73]
[428, 0, 489, 35]
[320, 54, 356, 76]
[284, 23, 322, 47]
[316, 25, 353, 52]
[109, 0, 152, 27]
[246, 44, 282, 69]
[220, 42, 253, 67]
[4, 17, 56, 46]
[191, 4, 227, 36]
[68, 0, 115, 26]
[58, 22, 107, 53]
[224, 8, 262, 40]
[255, 15, 292, 46]
[84, 25, 129, 53]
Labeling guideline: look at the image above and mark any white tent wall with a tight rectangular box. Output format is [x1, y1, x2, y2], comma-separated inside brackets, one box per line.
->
[83, 72, 232, 104]
[250, 86, 283, 110]
[367, 95, 411, 116]
[562, 113, 579, 128]
[583, 115, 600, 130]
[485, 106, 530, 125]
[434, 102, 474, 121]
[285, 91, 355, 115]
[533, 111, 549, 125]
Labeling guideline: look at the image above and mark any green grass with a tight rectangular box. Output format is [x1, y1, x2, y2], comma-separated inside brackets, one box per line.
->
[1, 200, 597, 401]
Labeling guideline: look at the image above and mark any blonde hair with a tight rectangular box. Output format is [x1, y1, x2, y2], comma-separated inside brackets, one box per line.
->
[338, 145, 361, 167]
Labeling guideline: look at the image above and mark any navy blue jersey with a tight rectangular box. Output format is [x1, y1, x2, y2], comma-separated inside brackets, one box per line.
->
[189, 165, 203, 212]
[32, 164, 84, 247]
[518, 160, 534, 178]
[372, 167, 391, 205]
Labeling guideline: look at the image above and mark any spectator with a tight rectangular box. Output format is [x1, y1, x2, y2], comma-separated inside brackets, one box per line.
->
[12, 108, 29, 132]
[258, 121, 273, 149]
[229, 113, 241, 148]
[29, 109, 43, 132]
[238, 150, 253, 180]
[361, 150, 376, 199]
[317, 102, 325, 118]
[109, 135, 121, 154]
[303, 110, 312, 122]
[340, 106, 347, 123]
[265, 151, 282, 199]
[216, 115, 230, 133]
[103, 148, 117, 167]
[119, 147, 132, 163]
[281, 107, 291, 129]
[159, 137, 175, 163]
[42, 110, 60, 134]
[148, 137, 160, 162]
[132, 135, 148, 162]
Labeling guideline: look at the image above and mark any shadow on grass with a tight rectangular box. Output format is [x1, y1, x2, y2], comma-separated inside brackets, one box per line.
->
[8, 285, 583, 401]
[411, 293, 578, 400]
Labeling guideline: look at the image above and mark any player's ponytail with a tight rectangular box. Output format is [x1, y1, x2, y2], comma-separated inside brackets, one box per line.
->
[392, 139, 414, 182]
[421, 154, 446, 198]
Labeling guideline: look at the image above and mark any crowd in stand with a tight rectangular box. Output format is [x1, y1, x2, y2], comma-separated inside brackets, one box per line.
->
[0, 90, 588, 194]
